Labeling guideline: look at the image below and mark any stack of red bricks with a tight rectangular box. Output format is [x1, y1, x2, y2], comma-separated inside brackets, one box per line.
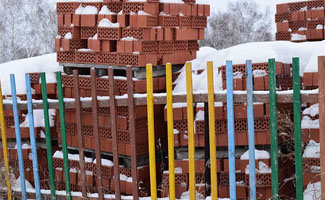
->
[55, 0, 209, 67]
[53, 151, 151, 196]
[161, 62, 296, 199]
[57, 74, 167, 157]
[276, 0, 325, 42]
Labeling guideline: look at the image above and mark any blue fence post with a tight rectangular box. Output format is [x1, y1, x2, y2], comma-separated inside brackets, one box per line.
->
[25, 74, 41, 199]
[10, 74, 27, 200]
[246, 60, 256, 200]
[226, 60, 237, 200]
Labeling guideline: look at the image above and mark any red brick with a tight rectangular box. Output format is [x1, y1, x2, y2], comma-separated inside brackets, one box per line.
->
[303, 72, 313, 87]
[254, 103, 265, 118]
[117, 14, 127, 27]
[58, 14, 64, 27]
[64, 14, 72, 27]
[81, 15, 97, 27]
[291, 12, 298, 21]
[124, 40, 133, 53]
[73, 14, 81, 27]
[55, 38, 61, 51]
[233, 77, 243, 90]
[117, 40, 125, 53]
[198, 4, 204, 16]
[91, 39, 101, 52]
[254, 76, 265, 91]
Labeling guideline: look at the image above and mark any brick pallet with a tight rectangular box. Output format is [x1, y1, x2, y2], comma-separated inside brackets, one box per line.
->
[55, 1, 209, 68]
[276, 0, 325, 42]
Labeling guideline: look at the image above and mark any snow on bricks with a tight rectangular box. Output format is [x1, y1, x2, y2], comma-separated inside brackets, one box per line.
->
[276, 0, 325, 42]
[55, 1, 209, 67]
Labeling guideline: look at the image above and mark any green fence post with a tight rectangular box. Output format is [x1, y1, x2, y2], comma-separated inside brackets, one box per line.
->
[56, 72, 72, 200]
[268, 59, 279, 200]
[40, 73, 57, 199]
[293, 57, 303, 200]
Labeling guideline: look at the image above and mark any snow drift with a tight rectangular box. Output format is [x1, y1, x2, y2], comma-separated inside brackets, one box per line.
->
[174, 40, 325, 94]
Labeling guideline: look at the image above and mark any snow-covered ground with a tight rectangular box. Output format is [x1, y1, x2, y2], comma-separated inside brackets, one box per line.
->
[174, 40, 325, 94]
[0, 53, 61, 95]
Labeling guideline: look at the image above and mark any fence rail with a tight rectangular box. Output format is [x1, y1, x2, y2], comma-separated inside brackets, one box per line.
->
[0, 57, 323, 200]
[0, 91, 318, 111]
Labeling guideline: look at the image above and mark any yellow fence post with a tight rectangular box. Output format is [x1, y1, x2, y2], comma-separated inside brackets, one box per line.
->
[186, 62, 196, 200]
[146, 64, 157, 200]
[166, 63, 176, 200]
[207, 61, 218, 199]
[0, 82, 12, 200]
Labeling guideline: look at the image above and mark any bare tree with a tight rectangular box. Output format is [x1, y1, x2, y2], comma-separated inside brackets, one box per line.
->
[0, 0, 57, 63]
[201, 0, 273, 50]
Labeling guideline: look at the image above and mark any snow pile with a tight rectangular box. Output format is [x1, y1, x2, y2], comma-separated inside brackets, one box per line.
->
[291, 33, 306, 41]
[303, 140, 320, 158]
[98, 18, 120, 27]
[77, 6, 98, 15]
[245, 161, 271, 174]
[180, 190, 205, 200]
[195, 110, 205, 121]
[99, 5, 115, 15]
[301, 116, 319, 129]
[253, 70, 267, 77]
[174, 41, 325, 93]
[64, 32, 73, 39]
[93, 158, 114, 167]
[20, 109, 56, 128]
[304, 182, 321, 200]
[303, 104, 319, 117]
[240, 149, 270, 160]
[53, 151, 93, 163]
[0, 53, 61, 95]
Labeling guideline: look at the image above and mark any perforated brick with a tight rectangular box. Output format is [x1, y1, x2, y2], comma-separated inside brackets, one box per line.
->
[307, 19, 324, 29]
[96, 78, 110, 90]
[81, 2, 102, 10]
[106, 2, 123, 13]
[133, 41, 157, 53]
[288, 1, 307, 12]
[57, 52, 75, 63]
[146, 16, 159, 27]
[57, 2, 80, 14]
[122, 28, 149, 40]
[275, 13, 291, 23]
[308, 1, 324, 9]
[188, 41, 199, 51]
[159, 16, 179, 27]
[276, 32, 291, 41]
[174, 120, 188, 133]
[303, 158, 320, 171]
[75, 51, 97, 64]
[247, 173, 272, 187]
[122, 2, 145, 13]
[158, 41, 174, 53]
[118, 54, 146, 67]
[70, 39, 87, 50]
[98, 28, 121, 40]
[29, 73, 40, 84]
[179, 16, 192, 28]
[290, 21, 307, 31]
[97, 53, 119, 65]
[192, 16, 207, 28]
[62, 75, 74, 87]
[58, 27, 80, 39]
[81, 27, 97, 39]
[254, 118, 270, 131]
[174, 41, 188, 51]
